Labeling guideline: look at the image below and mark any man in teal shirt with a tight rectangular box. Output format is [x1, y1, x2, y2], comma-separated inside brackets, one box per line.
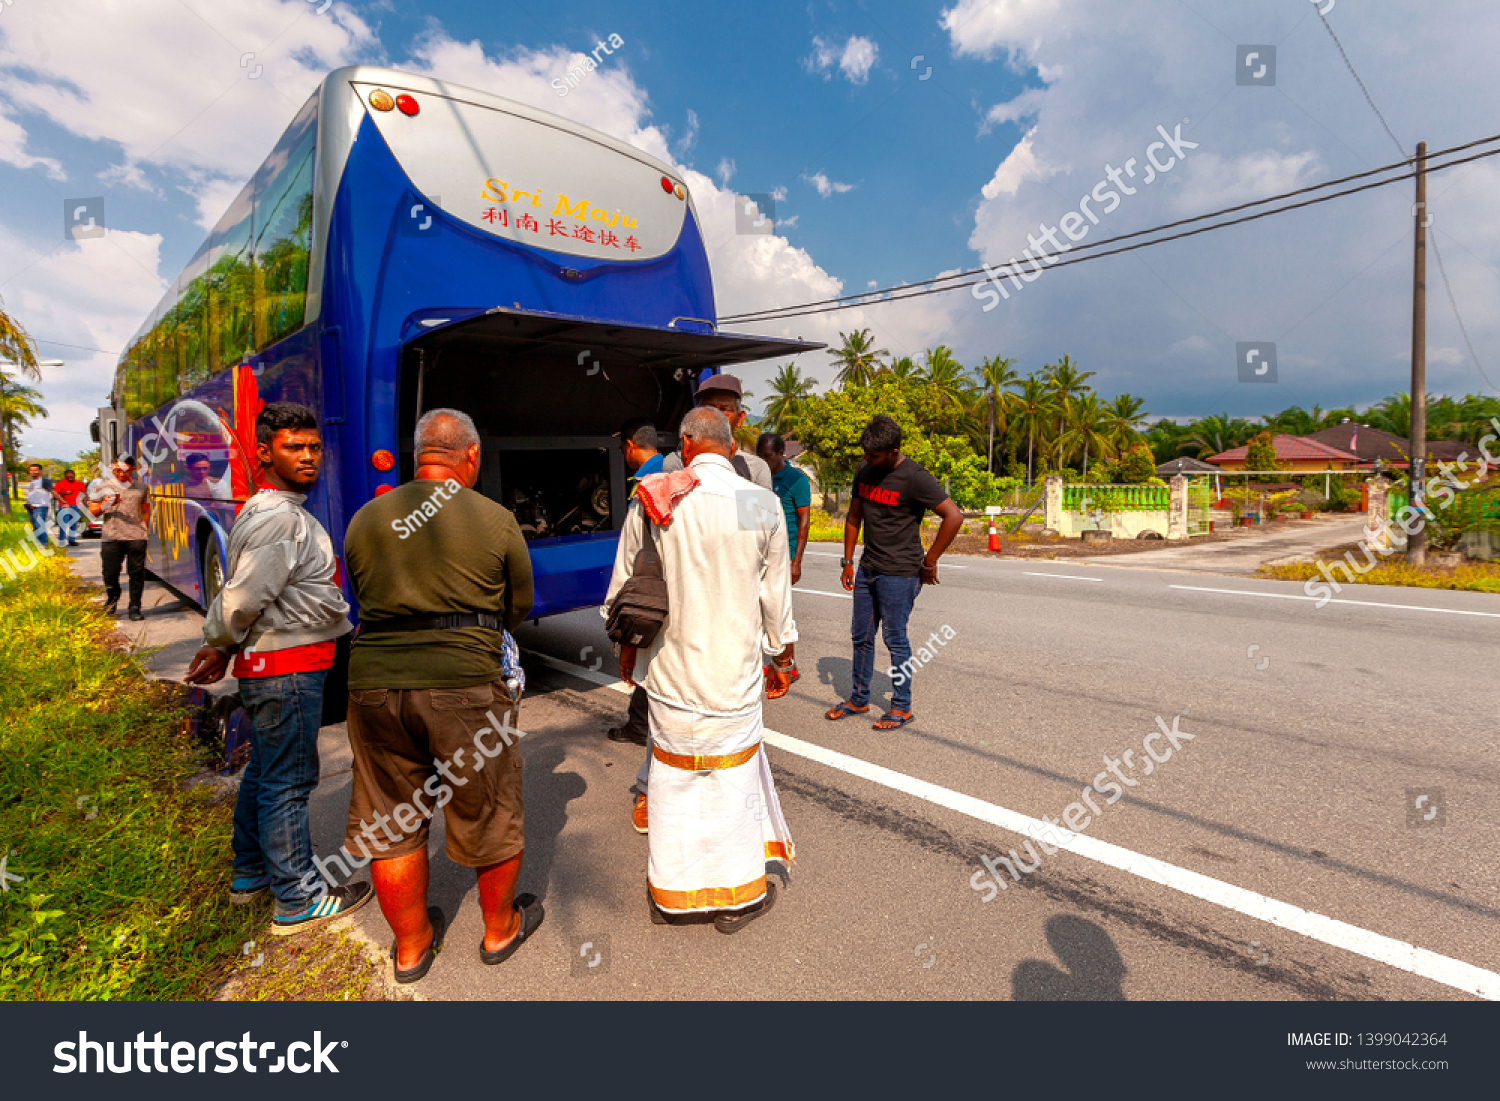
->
[757, 433, 811, 682]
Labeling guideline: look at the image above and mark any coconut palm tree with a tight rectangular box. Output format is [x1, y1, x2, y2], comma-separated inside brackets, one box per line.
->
[917, 345, 972, 430]
[1010, 375, 1057, 486]
[828, 328, 888, 389]
[972, 355, 1019, 473]
[1060, 392, 1113, 478]
[760, 363, 816, 437]
[0, 295, 40, 381]
[1100, 393, 1149, 455]
[1186, 412, 1254, 459]
[888, 355, 917, 381]
[1041, 355, 1096, 468]
[1, 375, 47, 513]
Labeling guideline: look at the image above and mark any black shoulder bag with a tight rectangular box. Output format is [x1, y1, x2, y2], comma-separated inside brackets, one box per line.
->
[605, 514, 670, 647]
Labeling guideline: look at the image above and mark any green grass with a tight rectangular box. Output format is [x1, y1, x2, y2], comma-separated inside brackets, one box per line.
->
[0, 531, 259, 999]
[1261, 556, 1500, 594]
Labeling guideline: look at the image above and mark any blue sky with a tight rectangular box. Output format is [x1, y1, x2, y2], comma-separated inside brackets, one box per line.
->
[3, 0, 1499, 460]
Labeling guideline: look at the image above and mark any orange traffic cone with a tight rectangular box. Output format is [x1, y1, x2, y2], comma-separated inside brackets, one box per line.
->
[988, 517, 1002, 553]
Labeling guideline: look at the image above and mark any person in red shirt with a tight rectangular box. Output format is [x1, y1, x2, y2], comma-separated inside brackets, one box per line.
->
[52, 469, 87, 547]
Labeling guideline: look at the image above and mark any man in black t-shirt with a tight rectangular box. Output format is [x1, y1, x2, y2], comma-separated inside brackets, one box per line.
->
[825, 416, 963, 730]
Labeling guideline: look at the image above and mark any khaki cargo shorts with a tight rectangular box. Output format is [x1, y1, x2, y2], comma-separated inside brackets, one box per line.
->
[344, 678, 523, 867]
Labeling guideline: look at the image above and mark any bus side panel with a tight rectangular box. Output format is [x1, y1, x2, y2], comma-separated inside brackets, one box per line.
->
[133, 325, 327, 609]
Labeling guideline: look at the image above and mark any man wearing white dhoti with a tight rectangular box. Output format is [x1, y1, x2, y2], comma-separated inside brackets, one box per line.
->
[604, 405, 797, 934]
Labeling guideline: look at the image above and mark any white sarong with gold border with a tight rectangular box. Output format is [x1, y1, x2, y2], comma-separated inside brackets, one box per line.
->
[647, 697, 794, 913]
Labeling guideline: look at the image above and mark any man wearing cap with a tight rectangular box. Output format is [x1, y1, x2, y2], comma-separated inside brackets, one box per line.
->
[606, 419, 664, 756]
[661, 374, 772, 491]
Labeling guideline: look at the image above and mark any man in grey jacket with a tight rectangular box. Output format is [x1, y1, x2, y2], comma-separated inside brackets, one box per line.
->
[186, 402, 371, 934]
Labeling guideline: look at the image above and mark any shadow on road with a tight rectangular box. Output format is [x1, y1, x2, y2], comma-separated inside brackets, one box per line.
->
[1013, 914, 1128, 1000]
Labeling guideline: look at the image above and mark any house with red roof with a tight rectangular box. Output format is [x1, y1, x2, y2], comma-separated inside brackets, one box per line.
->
[1205, 434, 1361, 472]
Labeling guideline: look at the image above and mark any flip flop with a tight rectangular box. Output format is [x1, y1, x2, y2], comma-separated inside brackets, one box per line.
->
[392, 906, 446, 985]
[873, 711, 915, 730]
[825, 701, 870, 721]
[480, 893, 545, 965]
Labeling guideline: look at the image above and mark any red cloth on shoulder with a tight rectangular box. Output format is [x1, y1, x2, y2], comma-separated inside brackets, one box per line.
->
[635, 468, 700, 527]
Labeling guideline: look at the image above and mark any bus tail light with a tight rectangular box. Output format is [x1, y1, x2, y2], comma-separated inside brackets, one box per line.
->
[372, 449, 395, 471]
[660, 176, 674, 193]
[369, 89, 395, 112]
[374, 484, 394, 496]
[396, 94, 420, 116]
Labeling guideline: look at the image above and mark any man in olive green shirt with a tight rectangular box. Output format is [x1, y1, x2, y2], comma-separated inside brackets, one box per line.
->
[341, 408, 541, 983]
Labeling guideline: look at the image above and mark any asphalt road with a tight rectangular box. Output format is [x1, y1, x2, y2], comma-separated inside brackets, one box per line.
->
[64, 531, 1500, 1001]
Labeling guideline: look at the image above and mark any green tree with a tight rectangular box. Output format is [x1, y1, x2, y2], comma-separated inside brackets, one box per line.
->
[1101, 393, 1149, 455]
[1060, 392, 1113, 479]
[1246, 430, 1281, 472]
[1040, 355, 1096, 469]
[1, 375, 48, 508]
[972, 355, 1020, 474]
[1113, 442, 1158, 483]
[917, 345, 973, 433]
[828, 328, 888, 389]
[888, 355, 917, 381]
[1010, 375, 1057, 486]
[1187, 412, 1254, 459]
[760, 363, 816, 437]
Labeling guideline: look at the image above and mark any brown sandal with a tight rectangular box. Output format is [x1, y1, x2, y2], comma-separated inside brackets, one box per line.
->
[825, 701, 870, 720]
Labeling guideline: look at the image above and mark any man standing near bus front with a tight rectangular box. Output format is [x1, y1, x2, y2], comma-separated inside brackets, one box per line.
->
[342, 408, 540, 983]
[184, 402, 371, 935]
[606, 418, 663, 758]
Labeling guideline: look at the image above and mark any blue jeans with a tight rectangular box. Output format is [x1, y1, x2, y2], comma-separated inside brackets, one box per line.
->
[849, 566, 922, 712]
[56, 505, 82, 544]
[25, 506, 49, 547]
[232, 671, 327, 913]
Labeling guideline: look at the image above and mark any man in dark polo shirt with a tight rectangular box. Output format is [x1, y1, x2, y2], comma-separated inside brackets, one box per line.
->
[825, 415, 963, 731]
[342, 408, 541, 983]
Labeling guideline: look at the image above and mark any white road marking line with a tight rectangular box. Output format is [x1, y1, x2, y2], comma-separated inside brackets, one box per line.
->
[529, 649, 1500, 1001]
[1170, 584, 1500, 618]
[1023, 572, 1103, 582]
[798, 588, 854, 600]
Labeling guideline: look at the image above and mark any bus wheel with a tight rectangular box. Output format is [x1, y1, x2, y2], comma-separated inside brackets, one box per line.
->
[202, 540, 225, 608]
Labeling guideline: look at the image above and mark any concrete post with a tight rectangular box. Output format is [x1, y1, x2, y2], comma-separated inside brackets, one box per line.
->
[1167, 475, 1188, 540]
[1044, 475, 1063, 533]
[1365, 476, 1394, 551]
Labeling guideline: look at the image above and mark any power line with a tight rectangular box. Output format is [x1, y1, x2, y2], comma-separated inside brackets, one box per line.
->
[723, 139, 1500, 325]
[1429, 234, 1497, 391]
[1316, 9, 1494, 394]
[1315, 9, 1406, 159]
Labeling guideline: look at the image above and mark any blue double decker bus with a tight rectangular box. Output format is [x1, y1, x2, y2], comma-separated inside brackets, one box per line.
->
[102, 66, 820, 618]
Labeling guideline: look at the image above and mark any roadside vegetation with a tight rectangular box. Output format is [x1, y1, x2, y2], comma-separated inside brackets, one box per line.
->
[759, 330, 1500, 518]
[1262, 553, 1500, 595]
[0, 519, 259, 999]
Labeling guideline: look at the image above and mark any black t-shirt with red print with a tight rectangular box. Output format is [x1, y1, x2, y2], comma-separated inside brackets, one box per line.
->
[853, 456, 948, 577]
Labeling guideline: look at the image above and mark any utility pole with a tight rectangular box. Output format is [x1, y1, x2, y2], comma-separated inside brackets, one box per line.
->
[1410, 141, 1428, 567]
